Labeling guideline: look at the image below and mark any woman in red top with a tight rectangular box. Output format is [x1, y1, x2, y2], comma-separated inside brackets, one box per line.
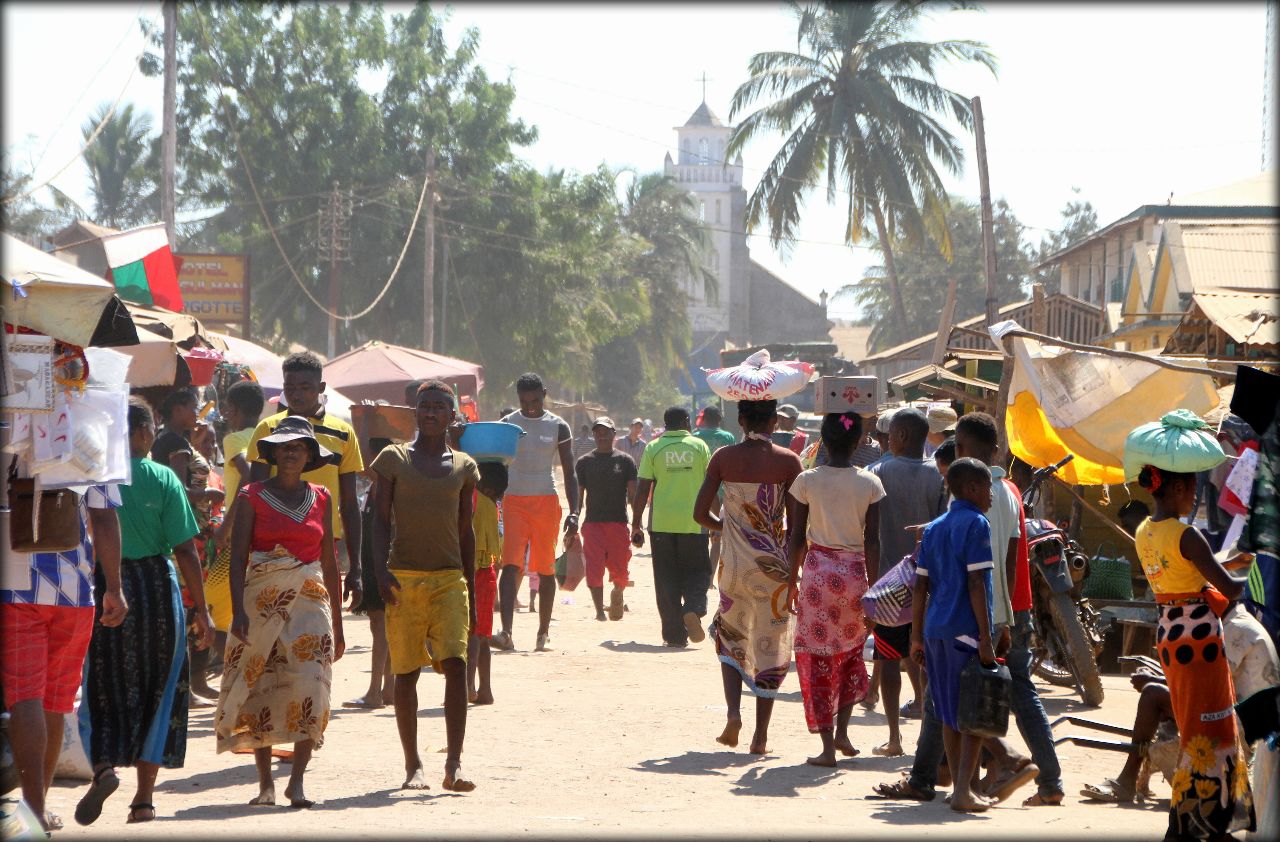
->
[214, 416, 345, 809]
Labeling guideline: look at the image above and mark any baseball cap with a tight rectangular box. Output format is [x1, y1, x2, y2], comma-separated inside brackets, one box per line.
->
[777, 404, 800, 420]
[630, 417, 644, 426]
[927, 405, 958, 435]
[876, 409, 896, 435]
[593, 416, 617, 431]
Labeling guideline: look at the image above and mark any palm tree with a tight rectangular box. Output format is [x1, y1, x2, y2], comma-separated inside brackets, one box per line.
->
[620, 172, 718, 376]
[727, 1, 996, 345]
[81, 102, 157, 228]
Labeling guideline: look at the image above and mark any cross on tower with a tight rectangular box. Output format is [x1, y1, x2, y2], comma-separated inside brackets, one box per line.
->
[696, 71, 711, 103]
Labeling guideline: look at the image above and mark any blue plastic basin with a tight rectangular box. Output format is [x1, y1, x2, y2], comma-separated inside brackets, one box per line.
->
[458, 421, 525, 464]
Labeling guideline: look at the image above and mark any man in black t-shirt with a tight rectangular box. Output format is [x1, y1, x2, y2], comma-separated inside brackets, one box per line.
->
[574, 417, 637, 622]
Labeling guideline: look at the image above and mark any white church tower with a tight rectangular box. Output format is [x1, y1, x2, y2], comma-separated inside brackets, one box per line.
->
[663, 100, 751, 349]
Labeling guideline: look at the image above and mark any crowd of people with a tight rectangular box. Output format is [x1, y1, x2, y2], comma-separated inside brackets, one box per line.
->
[3, 351, 1277, 841]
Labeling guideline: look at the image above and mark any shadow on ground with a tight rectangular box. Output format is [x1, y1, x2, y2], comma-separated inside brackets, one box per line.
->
[728, 762, 841, 797]
[164, 787, 464, 821]
[865, 799, 994, 825]
[599, 640, 695, 654]
[632, 750, 765, 777]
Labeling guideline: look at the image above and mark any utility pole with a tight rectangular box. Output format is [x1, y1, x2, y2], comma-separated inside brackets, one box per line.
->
[318, 181, 352, 358]
[972, 96, 998, 334]
[422, 146, 437, 352]
[439, 233, 449, 354]
[161, 1, 177, 249]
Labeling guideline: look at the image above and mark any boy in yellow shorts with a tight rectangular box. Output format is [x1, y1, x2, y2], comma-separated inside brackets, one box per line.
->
[371, 381, 479, 793]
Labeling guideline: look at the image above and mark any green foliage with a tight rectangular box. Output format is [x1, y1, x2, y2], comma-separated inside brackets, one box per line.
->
[727, 0, 997, 341]
[1033, 191, 1099, 294]
[0, 162, 77, 239]
[839, 197, 1033, 352]
[81, 102, 158, 229]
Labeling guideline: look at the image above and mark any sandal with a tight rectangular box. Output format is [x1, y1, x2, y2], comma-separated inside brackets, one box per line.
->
[126, 803, 156, 824]
[1080, 778, 1135, 803]
[74, 766, 120, 826]
[871, 776, 936, 802]
[987, 758, 1039, 803]
[1023, 790, 1065, 807]
[44, 811, 64, 832]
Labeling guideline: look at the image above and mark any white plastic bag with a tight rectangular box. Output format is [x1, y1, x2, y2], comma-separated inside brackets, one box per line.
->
[703, 349, 815, 401]
[40, 384, 130, 489]
[53, 689, 92, 781]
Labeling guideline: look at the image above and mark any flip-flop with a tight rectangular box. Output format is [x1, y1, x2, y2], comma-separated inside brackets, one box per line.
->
[988, 759, 1039, 803]
[1023, 791, 1065, 807]
[74, 766, 119, 826]
[871, 742, 904, 757]
[342, 697, 385, 709]
[125, 803, 155, 824]
[1080, 778, 1136, 803]
[871, 778, 936, 802]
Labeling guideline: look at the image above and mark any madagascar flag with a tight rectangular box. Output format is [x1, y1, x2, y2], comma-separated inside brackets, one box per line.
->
[101, 223, 184, 311]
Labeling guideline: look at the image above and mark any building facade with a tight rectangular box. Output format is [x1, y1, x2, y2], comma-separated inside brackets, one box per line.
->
[663, 100, 831, 393]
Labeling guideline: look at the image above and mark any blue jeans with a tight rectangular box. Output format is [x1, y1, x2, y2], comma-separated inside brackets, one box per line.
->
[1008, 610, 1063, 796]
[909, 613, 1064, 796]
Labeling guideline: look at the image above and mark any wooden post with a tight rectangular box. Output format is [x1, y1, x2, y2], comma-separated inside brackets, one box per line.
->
[972, 96, 998, 335]
[1032, 282, 1046, 334]
[422, 146, 436, 352]
[931, 277, 958, 367]
[161, 1, 177, 250]
[439, 233, 449, 354]
[326, 181, 339, 360]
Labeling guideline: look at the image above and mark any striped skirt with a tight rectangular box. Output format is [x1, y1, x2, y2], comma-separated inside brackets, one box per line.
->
[80, 555, 189, 769]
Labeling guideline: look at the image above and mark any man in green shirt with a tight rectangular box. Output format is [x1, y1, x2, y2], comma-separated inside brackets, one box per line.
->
[694, 404, 736, 453]
[631, 407, 711, 648]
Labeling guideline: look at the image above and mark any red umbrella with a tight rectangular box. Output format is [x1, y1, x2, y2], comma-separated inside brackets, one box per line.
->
[323, 340, 484, 405]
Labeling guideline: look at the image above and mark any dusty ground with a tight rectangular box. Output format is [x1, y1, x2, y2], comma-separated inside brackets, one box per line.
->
[47, 547, 1172, 840]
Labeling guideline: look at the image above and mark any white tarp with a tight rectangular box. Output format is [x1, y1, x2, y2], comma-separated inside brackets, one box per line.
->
[2, 233, 116, 346]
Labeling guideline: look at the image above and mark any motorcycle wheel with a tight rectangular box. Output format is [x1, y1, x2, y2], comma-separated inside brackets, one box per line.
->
[1047, 590, 1105, 706]
[1031, 626, 1078, 688]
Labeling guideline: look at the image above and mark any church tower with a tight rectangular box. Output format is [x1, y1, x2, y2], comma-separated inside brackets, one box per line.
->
[663, 100, 750, 354]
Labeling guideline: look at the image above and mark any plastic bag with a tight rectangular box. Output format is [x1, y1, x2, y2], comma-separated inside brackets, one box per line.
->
[556, 534, 585, 591]
[861, 550, 917, 627]
[40, 384, 130, 489]
[53, 690, 92, 781]
[1123, 409, 1226, 481]
[703, 349, 815, 401]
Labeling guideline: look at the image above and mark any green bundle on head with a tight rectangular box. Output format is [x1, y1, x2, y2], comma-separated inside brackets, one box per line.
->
[1122, 409, 1225, 482]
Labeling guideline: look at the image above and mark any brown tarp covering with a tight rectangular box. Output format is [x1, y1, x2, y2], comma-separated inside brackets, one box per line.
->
[323, 340, 483, 405]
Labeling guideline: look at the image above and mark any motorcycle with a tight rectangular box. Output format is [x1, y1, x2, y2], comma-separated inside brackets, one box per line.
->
[1021, 455, 1107, 707]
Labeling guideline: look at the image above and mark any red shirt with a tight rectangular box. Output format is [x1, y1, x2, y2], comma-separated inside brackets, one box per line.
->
[242, 481, 328, 562]
[789, 430, 808, 455]
[1005, 478, 1033, 612]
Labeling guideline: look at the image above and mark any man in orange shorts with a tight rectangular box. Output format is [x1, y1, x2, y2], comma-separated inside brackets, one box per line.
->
[494, 373, 578, 652]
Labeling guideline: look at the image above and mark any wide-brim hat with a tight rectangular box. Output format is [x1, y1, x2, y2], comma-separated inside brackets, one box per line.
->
[927, 405, 958, 435]
[258, 415, 331, 472]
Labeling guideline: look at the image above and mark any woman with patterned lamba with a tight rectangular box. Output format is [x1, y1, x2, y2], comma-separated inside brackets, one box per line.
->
[1125, 411, 1254, 839]
[215, 416, 345, 809]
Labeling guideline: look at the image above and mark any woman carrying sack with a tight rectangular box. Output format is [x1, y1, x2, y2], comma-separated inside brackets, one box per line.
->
[214, 415, 345, 808]
[1125, 410, 1255, 839]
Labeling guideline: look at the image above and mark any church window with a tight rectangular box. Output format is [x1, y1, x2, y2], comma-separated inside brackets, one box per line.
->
[698, 137, 709, 163]
[712, 250, 720, 275]
[681, 139, 691, 164]
[715, 200, 721, 224]
[700, 201, 707, 221]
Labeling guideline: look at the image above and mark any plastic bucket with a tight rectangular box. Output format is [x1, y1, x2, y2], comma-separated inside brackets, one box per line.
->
[458, 422, 525, 465]
[183, 349, 223, 386]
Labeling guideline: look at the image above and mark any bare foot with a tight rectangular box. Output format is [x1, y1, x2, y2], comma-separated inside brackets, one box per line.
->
[442, 765, 476, 792]
[950, 795, 990, 813]
[748, 733, 770, 755]
[473, 690, 494, 705]
[834, 735, 859, 757]
[872, 741, 903, 758]
[402, 766, 431, 790]
[716, 717, 742, 748]
[806, 753, 837, 768]
[283, 783, 314, 809]
[248, 786, 276, 806]
[468, 689, 480, 704]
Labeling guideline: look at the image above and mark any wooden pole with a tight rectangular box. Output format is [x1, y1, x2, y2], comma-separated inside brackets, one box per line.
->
[439, 233, 449, 354]
[931, 277, 958, 366]
[422, 146, 437, 353]
[1032, 282, 1046, 334]
[994, 327, 1236, 380]
[326, 181, 339, 360]
[972, 96, 998, 334]
[1053, 478, 1137, 547]
[161, 1, 177, 250]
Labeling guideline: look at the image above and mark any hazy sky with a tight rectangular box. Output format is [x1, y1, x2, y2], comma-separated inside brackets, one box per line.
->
[4, 2, 1271, 319]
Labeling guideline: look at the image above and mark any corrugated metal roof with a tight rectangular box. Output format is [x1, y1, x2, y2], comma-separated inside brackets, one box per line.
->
[1190, 292, 1280, 345]
[1174, 222, 1279, 293]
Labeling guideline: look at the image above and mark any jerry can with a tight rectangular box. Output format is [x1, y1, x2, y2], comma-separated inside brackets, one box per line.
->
[957, 657, 1011, 737]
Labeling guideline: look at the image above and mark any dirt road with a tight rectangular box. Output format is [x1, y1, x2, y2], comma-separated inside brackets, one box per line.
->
[47, 547, 1170, 839]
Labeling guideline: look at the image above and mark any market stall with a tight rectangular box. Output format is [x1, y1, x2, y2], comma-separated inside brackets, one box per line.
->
[322, 340, 483, 406]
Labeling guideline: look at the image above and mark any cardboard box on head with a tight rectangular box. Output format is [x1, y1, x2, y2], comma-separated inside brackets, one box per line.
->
[814, 376, 880, 415]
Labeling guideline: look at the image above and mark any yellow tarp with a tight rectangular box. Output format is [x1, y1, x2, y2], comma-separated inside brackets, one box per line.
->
[1000, 325, 1220, 486]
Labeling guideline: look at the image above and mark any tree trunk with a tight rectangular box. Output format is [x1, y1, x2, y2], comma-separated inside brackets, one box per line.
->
[871, 204, 909, 343]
